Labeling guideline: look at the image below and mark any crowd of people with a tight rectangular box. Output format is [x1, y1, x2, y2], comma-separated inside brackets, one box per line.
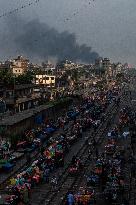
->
[0, 139, 11, 159]
[65, 101, 132, 205]
[0, 86, 121, 204]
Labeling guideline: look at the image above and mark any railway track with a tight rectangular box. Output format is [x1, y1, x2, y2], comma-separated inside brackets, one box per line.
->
[95, 89, 132, 205]
[0, 108, 75, 190]
[43, 89, 132, 205]
[29, 100, 119, 205]
[126, 88, 136, 205]
[0, 91, 123, 205]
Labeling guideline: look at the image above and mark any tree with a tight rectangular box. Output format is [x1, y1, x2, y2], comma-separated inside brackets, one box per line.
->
[116, 73, 125, 82]
[15, 71, 33, 84]
[0, 70, 14, 85]
[71, 69, 78, 82]
[95, 67, 106, 76]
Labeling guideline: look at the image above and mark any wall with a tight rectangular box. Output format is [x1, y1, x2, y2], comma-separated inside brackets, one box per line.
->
[5, 98, 73, 137]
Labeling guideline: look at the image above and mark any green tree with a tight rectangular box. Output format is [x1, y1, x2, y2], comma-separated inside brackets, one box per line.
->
[116, 73, 125, 82]
[16, 71, 33, 84]
[0, 70, 14, 85]
[71, 69, 78, 82]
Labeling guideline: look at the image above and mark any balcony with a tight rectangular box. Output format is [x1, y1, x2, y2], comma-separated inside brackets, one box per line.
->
[4, 93, 41, 105]
[16, 93, 41, 104]
[4, 98, 14, 105]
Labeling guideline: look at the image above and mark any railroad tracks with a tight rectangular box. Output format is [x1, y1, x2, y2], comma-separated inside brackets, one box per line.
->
[96, 90, 133, 205]
[0, 121, 74, 190]
[0, 96, 121, 205]
[41, 92, 133, 205]
[126, 90, 136, 205]
[30, 102, 119, 205]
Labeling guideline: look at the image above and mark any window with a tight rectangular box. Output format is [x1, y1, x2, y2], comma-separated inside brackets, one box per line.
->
[39, 78, 43, 83]
[51, 77, 54, 80]
[46, 77, 49, 80]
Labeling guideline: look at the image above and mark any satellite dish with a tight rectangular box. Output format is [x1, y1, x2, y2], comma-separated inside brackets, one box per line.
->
[0, 100, 6, 113]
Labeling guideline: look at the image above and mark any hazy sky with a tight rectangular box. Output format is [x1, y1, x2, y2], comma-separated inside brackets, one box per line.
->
[0, 0, 136, 65]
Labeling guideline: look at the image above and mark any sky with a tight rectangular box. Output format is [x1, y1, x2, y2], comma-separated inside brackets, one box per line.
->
[0, 0, 136, 65]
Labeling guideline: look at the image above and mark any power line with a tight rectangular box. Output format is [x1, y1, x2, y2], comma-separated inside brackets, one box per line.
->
[0, 0, 96, 53]
[0, 0, 95, 21]
[64, 0, 95, 22]
[0, 0, 40, 19]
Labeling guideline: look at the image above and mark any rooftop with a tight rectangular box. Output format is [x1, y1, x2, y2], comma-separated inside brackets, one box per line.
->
[0, 104, 53, 126]
[0, 97, 72, 126]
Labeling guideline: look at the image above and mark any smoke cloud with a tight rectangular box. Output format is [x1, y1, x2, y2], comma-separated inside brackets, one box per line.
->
[5, 16, 99, 63]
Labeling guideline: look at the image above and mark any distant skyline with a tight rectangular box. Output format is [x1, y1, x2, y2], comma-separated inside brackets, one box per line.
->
[0, 0, 136, 65]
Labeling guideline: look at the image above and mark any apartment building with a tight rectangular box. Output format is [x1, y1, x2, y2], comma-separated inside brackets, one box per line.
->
[35, 75, 56, 87]
[11, 56, 29, 76]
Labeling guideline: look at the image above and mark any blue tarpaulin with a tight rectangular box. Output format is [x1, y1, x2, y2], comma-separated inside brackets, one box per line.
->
[3, 163, 14, 171]
[35, 115, 43, 124]
[43, 127, 56, 134]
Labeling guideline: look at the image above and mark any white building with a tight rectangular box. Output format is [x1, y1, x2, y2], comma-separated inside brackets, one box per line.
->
[35, 75, 55, 87]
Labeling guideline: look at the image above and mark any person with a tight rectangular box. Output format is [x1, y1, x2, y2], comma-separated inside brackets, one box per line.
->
[40, 146, 45, 155]
[107, 131, 112, 140]
[92, 138, 96, 149]
[95, 147, 99, 158]
[131, 163, 136, 178]
[65, 141, 69, 153]
[116, 97, 120, 106]
[85, 138, 89, 146]
[122, 131, 129, 140]
[51, 176, 58, 191]
[88, 148, 92, 160]
[17, 194, 25, 205]
[122, 198, 129, 205]
[72, 155, 77, 165]
[43, 167, 50, 183]
[26, 151, 31, 165]
[67, 192, 74, 205]
[101, 113, 105, 122]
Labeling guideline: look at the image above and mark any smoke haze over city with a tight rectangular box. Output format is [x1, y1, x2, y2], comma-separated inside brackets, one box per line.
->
[0, 0, 136, 65]
[4, 16, 99, 63]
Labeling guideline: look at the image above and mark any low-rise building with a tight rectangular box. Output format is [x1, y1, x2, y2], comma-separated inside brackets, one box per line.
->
[0, 61, 11, 72]
[11, 56, 29, 76]
[35, 75, 56, 87]
[0, 84, 41, 113]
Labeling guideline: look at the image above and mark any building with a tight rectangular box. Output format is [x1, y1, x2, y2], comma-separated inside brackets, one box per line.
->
[11, 56, 29, 76]
[0, 84, 4, 99]
[0, 61, 11, 72]
[0, 84, 41, 113]
[102, 58, 111, 70]
[42, 60, 54, 69]
[35, 75, 56, 87]
[115, 63, 124, 73]
[95, 58, 103, 69]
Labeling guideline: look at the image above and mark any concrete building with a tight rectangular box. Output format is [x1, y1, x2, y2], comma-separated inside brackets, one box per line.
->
[0, 84, 41, 113]
[35, 75, 56, 87]
[102, 58, 111, 70]
[115, 63, 124, 74]
[95, 58, 103, 69]
[42, 60, 54, 69]
[0, 61, 11, 72]
[11, 56, 29, 76]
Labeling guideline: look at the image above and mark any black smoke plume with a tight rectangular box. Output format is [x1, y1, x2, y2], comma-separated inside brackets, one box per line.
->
[5, 16, 99, 63]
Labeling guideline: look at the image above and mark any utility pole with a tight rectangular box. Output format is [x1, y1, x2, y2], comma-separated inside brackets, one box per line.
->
[13, 75, 16, 113]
